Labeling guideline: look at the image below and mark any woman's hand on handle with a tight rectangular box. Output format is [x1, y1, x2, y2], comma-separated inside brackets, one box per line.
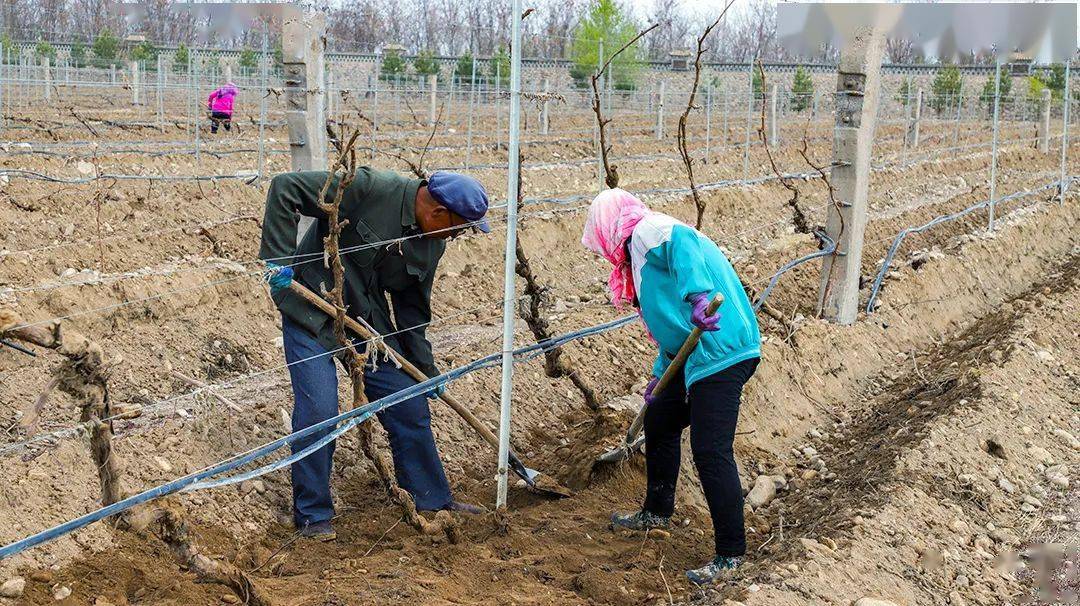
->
[689, 292, 722, 331]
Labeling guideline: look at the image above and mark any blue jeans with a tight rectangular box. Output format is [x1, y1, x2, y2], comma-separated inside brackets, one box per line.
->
[282, 317, 452, 526]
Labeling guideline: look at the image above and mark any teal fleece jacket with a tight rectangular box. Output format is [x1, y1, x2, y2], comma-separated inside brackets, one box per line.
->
[629, 213, 761, 387]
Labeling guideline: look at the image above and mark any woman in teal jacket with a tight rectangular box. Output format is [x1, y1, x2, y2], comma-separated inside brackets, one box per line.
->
[582, 188, 761, 585]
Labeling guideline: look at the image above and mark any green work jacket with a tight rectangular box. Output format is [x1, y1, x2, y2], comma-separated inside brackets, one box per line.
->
[258, 167, 445, 377]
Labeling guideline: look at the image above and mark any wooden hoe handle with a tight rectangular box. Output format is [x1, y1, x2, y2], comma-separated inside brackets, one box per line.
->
[287, 282, 503, 449]
[625, 293, 724, 442]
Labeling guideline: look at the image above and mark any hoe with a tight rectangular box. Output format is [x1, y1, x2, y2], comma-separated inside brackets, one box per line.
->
[597, 293, 724, 463]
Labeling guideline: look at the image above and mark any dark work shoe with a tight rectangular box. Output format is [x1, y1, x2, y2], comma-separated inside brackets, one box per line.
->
[297, 520, 337, 542]
[447, 501, 487, 515]
[610, 510, 671, 532]
[686, 556, 741, 585]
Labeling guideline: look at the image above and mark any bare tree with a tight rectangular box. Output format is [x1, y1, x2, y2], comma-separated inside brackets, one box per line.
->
[885, 37, 915, 64]
[1, 0, 790, 62]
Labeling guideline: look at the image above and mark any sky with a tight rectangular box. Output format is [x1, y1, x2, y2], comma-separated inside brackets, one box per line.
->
[624, 0, 745, 21]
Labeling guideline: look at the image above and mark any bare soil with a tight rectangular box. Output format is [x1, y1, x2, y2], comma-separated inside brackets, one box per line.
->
[1, 97, 1077, 606]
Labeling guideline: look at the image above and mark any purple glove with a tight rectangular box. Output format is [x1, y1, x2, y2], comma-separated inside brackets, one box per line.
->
[689, 292, 721, 331]
[643, 376, 660, 406]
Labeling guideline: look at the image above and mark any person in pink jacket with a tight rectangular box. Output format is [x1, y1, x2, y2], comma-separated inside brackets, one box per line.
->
[207, 82, 238, 134]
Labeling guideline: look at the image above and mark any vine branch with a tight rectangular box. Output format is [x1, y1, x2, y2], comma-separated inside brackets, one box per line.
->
[756, 61, 809, 234]
[677, 0, 736, 230]
[591, 23, 660, 189]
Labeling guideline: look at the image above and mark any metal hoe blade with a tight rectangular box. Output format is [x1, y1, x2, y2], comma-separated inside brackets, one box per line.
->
[597, 434, 645, 463]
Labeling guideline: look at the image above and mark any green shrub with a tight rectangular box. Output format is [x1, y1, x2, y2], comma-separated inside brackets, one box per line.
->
[238, 48, 258, 72]
[978, 69, 1012, 116]
[380, 48, 406, 80]
[791, 65, 814, 112]
[173, 43, 189, 73]
[35, 41, 57, 61]
[931, 64, 962, 114]
[92, 29, 119, 66]
[488, 47, 510, 86]
[570, 0, 644, 92]
[70, 41, 86, 67]
[896, 77, 912, 108]
[413, 49, 439, 77]
[130, 41, 157, 62]
[454, 51, 476, 84]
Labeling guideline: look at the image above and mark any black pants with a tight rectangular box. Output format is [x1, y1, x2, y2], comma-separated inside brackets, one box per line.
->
[642, 357, 758, 557]
[210, 111, 232, 133]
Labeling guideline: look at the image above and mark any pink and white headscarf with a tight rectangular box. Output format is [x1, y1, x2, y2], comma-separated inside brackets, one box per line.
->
[581, 188, 651, 308]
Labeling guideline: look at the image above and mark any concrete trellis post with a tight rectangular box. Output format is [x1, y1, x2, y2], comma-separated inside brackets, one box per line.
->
[193, 52, 201, 162]
[1059, 62, 1071, 204]
[988, 61, 1002, 230]
[157, 55, 165, 129]
[768, 83, 778, 146]
[282, 11, 328, 172]
[465, 53, 476, 169]
[540, 78, 550, 135]
[952, 92, 962, 154]
[394, 73, 401, 126]
[817, 26, 885, 324]
[722, 88, 728, 143]
[428, 74, 437, 126]
[110, 64, 116, 84]
[0, 56, 5, 128]
[1037, 88, 1051, 153]
[496, 61, 502, 140]
[130, 61, 140, 105]
[326, 65, 335, 122]
[743, 58, 755, 181]
[224, 63, 232, 83]
[705, 84, 713, 163]
[369, 71, 381, 161]
[258, 29, 270, 181]
[41, 57, 50, 101]
[906, 88, 923, 148]
[655, 80, 666, 140]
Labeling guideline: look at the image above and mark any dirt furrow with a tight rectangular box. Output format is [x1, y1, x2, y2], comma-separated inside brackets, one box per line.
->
[714, 251, 1080, 605]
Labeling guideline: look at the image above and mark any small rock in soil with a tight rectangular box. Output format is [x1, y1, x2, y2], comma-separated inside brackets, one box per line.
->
[747, 475, 778, 509]
[647, 529, 671, 540]
[997, 476, 1017, 494]
[0, 577, 26, 598]
[52, 585, 72, 600]
[854, 599, 900, 606]
[221, 595, 241, 604]
[1046, 473, 1069, 489]
[30, 570, 54, 583]
[1052, 429, 1080, 450]
[1026, 445, 1054, 465]
[153, 456, 173, 472]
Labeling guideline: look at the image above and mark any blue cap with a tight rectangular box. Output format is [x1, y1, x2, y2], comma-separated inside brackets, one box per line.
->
[426, 171, 491, 233]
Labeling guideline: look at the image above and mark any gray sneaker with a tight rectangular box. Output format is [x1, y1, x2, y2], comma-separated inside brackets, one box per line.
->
[686, 556, 741, 585]
[298, 520, 337, 542]
[609, 510, 671, 531]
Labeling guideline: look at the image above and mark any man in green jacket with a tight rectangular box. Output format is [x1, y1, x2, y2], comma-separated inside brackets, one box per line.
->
[259, 167, 491, 540]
